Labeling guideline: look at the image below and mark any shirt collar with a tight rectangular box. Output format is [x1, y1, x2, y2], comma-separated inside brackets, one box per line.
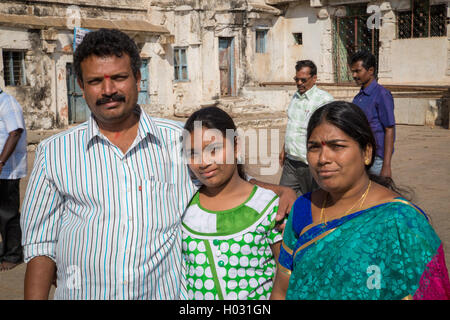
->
[85, 105, 162, 150]
[360, 79, 378, 96]
[295, 84, 318, 100]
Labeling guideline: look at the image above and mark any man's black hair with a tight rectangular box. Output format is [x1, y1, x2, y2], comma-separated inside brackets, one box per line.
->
[350, 50, 377, 74]
[295, 60, 317, 76]
[74, 28, 141, 83]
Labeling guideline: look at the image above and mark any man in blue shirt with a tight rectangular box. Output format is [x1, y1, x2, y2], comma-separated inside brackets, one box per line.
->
[350, 51, 395, 178]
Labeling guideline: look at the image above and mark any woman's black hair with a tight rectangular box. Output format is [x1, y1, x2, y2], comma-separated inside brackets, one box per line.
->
[307, 101, 412, 200]
[183, 106, 246, 180]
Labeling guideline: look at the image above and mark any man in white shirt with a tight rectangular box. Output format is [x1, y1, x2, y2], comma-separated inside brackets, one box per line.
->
[279, 60, 333, 197]
[0, 88, 27, 271]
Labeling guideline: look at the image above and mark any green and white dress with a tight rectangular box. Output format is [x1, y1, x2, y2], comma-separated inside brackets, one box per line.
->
[181, 185, 282, 300]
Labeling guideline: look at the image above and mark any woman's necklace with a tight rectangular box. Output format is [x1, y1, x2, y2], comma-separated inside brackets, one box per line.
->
[320, 180, 372, 226]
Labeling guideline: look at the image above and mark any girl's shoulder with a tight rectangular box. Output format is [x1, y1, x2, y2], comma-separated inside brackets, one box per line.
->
[246, 185, 279, 211]
[182, 185, 279, 239]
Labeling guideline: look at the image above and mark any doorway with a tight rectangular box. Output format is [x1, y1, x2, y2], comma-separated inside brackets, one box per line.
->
[333, 5, 380, 83]
[218, 37, 235, 96]
[138, 58, 149, 105]
[66, 63, 90, 124]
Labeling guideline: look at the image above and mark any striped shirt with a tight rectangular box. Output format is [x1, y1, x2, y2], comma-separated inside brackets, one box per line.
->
[20, 107, 197, 299]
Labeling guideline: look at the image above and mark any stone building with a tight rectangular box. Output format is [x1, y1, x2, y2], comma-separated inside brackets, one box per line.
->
[0, 0, 170, 129]
[0, 0, 449, 130]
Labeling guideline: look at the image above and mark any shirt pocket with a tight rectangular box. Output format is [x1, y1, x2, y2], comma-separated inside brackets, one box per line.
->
[139, 177, 180, 234]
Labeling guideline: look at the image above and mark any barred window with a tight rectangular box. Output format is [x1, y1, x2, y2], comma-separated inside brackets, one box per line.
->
[256, 29, 268, 53]
[398, 0, 447, 39]
[174, 47, 188, 81]
[2, 50, 27, 86]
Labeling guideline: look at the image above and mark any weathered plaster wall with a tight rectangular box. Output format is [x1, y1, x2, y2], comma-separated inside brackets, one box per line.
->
[0, 27, 56, 129]
[249, 2, 333, 83]
[1, 0, 155, 129]
[390, 37, 449, 84]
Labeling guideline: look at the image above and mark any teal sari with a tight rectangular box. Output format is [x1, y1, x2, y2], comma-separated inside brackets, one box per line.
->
[279, 193, 450, 300]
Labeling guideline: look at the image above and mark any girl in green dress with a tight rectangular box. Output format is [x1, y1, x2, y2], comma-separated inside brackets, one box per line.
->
[181, 106, 282, 300]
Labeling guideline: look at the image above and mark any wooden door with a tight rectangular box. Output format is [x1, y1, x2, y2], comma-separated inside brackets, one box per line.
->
[66, 63, 90, 124]
[219, 37, 235, 96]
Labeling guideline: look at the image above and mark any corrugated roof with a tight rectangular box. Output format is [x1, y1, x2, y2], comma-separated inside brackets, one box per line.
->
[0, 13, 170, 34]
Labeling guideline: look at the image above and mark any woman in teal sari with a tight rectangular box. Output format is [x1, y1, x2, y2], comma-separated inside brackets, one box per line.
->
[271, 101, 450, 300]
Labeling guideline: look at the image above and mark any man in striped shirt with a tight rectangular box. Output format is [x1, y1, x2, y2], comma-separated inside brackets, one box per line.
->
[21, 29, 295, 300]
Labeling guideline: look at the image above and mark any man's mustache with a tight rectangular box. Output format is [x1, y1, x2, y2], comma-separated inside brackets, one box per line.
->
[96, 94, 126, 106]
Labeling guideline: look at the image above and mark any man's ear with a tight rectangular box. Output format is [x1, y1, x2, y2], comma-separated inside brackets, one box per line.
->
[368, 66, 375, 77]
[77, 78, 85, 98]
[135, 70, 141, 92]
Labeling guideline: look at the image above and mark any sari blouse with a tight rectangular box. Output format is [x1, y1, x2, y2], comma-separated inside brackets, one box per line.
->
[279, 193, 450, 300]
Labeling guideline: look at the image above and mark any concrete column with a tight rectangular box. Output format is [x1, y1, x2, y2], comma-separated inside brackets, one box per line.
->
[318, 7, 334, 83]
[377, 1, 395, 83]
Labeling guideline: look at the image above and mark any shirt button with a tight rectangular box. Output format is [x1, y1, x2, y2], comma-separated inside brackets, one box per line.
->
[218, 260, 225, 267]
[213, 239, 220, 246]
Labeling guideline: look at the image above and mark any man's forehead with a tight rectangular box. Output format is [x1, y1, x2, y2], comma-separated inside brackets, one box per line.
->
[351, 61, 365, 70]
[296, 67, 312, 75]
[82, 53, 128, 63]
[80, 54, 132, 73]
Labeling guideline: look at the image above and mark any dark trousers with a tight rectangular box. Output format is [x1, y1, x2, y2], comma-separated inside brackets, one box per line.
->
[279, 158, 319, 198]
[0, 179, 23, 263]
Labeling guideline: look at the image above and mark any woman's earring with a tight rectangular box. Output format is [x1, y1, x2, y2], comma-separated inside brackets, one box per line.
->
[365, 158, 370, 165]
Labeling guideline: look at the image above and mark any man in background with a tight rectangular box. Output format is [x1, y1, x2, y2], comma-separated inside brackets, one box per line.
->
[350, 50, 395, 178]
[279, 60, 334, 197]
[0, 87, 27, 271]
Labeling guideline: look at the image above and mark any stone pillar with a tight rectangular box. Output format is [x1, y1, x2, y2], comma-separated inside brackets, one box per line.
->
[377, 1, 395, 83]
[317, 7, 334, 83]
